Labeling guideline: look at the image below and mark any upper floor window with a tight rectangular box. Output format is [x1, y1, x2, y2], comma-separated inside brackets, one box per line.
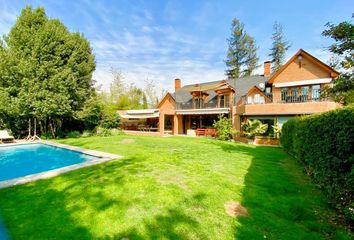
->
[281, 88, 288, 102]
[281, 85, 321, 103]
[219, 95, 224, 108]
[301, 86, 309, 101]
[265, 87, 271, 94]
[247, 96, 253, 104]
[312, 85, 321, 101]
[225, 94, 230, 107]
[218, 94, 230, 107]
[247, 94, 265, 104]
[193, 96, 201, 109]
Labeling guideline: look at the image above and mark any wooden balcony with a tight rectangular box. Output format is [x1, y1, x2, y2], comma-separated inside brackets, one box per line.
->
[238, 101, 340, 116]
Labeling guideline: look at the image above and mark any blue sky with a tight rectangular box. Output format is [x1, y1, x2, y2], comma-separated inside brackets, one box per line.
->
[0, 0, 353, 92]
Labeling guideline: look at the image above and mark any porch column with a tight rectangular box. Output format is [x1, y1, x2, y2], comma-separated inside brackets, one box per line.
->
[234, 114, 241, 138]
[173, 115, 178, 135]
[159, 113, 165, 136]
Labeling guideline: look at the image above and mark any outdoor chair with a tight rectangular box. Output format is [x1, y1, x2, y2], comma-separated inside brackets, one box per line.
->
[0, 130, 15, 143]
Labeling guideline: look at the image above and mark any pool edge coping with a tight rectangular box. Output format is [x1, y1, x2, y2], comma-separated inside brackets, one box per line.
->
[0, 141, 122, 189]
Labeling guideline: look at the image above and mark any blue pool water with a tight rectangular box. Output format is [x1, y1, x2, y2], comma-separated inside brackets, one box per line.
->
[0, 143, 98, 182]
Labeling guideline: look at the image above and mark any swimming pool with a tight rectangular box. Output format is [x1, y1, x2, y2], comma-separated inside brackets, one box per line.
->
[0, 142, 121, 188]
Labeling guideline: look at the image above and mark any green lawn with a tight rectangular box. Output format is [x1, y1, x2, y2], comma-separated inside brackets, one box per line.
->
[0, 135, 351, 239]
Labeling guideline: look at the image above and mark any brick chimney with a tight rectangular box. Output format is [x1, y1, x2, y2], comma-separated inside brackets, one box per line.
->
[175, 78, 181, 91]
[264, 61, 271, 77]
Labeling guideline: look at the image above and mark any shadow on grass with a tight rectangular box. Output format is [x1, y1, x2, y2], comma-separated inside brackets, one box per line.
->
[1, 139, 351, 239]
[0, 156, 206, 239]
[212, 141, 351, 239]
[108, 193, 207, 240]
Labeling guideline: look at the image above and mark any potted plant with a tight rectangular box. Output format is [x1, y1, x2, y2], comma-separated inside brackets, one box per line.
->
[272, 123, 282, 139]
[241, 119, 268, 144]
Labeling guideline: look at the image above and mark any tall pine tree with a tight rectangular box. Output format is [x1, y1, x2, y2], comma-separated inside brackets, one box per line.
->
[225, 18, 259, 78]
[269, 22, 291, 72]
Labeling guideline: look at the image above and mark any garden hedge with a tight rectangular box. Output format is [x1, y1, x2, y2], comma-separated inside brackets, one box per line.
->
[281, 106, 354, 224]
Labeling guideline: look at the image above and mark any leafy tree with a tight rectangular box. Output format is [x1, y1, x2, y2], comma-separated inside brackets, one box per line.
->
[0, 6, 95, 136]
[322, 14, 354, 105]
[109, 69, 125, 103]
[241, 119, 268, 139]
[77, 95, 120, 130]
[269, 22, 291, 72]
[225, 18, 259, 78]
[77, 96, 104, 130]
[144, 79, 160, 108]
[116, 84, 147, 110]
[213, 115, 237, 140]
[100, 105, 120, 129]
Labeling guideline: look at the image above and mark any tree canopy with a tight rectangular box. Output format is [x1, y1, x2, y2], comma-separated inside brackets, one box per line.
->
[0, 6, 96, 136]
[322, 14, 354, 105]
[225, 18, 259, 78]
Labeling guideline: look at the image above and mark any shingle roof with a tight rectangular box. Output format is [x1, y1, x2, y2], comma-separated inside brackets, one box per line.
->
[172, 75, 268, 104]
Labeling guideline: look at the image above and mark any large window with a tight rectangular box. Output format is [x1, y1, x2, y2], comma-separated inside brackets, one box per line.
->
[291, 88, 298, 102]
[281, 88, 288, 102]
[281, 86, 320, 103]
[219, 95, 225, 108]
[225, 94, 230, 107]
[301, 86, 309, 101]
[312, 85, 321, 101]
[193, 97, 201, 109]
[247, 96, 253, 104]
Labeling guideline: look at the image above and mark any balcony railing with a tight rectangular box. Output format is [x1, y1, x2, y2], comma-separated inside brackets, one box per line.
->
[176, 101, 229, 110]
[279, 89, 324, 103]
[240, 89, 328, 105]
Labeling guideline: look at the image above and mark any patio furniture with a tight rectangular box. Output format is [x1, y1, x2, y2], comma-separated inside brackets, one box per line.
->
[206, 128, 217, 137]
[196, 128, 206, 136]
[196, 128, 217, 137]
[0, 130, 14, 143]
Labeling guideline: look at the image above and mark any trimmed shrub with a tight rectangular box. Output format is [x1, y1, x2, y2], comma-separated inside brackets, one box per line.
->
[95, 127, 113, 137]
[82, 130, 94, 137]
[281, 106, 354, 223]
[66, 131, 81, 138]
[100, 109, 120, 129]
[213, 115, 237, 140]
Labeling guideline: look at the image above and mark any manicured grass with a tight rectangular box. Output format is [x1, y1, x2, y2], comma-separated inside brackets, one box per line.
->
[0, 135, 351, 239]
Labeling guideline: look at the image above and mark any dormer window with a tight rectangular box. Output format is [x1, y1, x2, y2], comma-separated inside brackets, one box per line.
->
[193, 96, 201, 109]
[218, 94, 230, 108]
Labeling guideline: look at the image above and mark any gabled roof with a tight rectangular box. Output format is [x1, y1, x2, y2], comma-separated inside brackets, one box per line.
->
[173, 75, 268, 104]
[214, 80, 236, 93]
[246, 86, 272, 101]
[246, 85, 266, 96]
[268, 49, 339, 84]
[157, 92, 176, 108]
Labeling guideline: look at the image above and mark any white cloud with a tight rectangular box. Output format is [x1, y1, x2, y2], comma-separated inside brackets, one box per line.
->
[0, 5, 17, 36]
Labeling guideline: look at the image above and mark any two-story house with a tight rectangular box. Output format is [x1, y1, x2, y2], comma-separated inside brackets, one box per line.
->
[118, 49, 341, 137]
[234, 49, 340, 133]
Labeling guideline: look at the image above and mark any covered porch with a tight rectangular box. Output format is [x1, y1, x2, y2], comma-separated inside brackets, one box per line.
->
[172, 108, 230, 137]
[118, 109, 159, 132]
